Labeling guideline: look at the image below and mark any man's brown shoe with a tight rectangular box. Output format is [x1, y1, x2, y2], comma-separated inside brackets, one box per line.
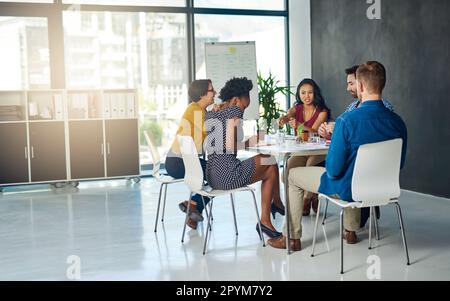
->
[179, 200, 204, 221]
[343, 230, 357, 244]
[186, 217, 198, 230]
[267, 235, 301, 251]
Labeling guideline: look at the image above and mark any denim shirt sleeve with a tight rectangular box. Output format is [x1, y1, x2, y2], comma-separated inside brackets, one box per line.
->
[325, 117, 350, 179]
[400, 119, 408, 169]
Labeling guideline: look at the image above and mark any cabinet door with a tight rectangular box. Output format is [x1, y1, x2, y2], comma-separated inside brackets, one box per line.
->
[69, 120, 105, 179]
[29, 122, 67, 182]
[105, 119, 139, 177]
[0, 123, 29, 184]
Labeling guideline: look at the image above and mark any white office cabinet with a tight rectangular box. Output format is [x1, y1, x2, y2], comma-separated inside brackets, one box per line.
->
[0, 89, 140, 191]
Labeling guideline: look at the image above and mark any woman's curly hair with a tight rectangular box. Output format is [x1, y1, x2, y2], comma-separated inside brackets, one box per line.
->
[218, 77, 253, 102]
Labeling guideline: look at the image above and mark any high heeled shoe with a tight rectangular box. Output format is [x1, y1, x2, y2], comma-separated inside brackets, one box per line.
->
[270, 203, 286, 219]
[256, 223, 282, 239]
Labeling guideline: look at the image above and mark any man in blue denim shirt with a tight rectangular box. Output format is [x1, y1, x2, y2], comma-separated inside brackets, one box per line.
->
[319, 65, 395, 228]
[268, 61, 407, 250]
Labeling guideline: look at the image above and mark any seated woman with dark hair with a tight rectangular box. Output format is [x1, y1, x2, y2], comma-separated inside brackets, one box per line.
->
[278, 78, 330, 216]
[204, 77, 285, 239]
[165, 79, 216, 230]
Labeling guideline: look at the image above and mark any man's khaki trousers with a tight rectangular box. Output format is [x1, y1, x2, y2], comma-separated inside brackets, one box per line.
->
[283, 166, 361, 239]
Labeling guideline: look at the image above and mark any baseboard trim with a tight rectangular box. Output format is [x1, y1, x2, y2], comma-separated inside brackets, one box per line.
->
[402, 189, 450, 201]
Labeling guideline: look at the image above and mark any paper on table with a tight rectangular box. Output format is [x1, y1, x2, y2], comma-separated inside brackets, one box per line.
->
[251, 142, 328, 152]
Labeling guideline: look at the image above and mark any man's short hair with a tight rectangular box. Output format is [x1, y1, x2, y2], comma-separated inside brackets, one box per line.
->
[356, 61, 386, 94]
[345, 65, 359, 76]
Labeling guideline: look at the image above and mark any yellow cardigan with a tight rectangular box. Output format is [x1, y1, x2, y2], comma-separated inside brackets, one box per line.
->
[170, 102, 206, 155]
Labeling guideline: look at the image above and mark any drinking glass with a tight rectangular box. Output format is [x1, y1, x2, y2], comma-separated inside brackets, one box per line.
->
[309, 132, 319, 144]
[277, 127, 286, 145]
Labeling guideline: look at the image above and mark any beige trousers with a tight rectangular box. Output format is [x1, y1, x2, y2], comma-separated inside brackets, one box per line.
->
[283, 166, 361, 239]
[283, 155, 326, 199]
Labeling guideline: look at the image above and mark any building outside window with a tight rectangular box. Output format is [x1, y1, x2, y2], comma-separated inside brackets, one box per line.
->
[0, 1, 288, 168]
[0, 17, 50, 90]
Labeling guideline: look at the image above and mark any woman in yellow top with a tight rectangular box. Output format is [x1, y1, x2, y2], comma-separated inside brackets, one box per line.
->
[165, 79, 216, 229]
[279, 79, 330, 216]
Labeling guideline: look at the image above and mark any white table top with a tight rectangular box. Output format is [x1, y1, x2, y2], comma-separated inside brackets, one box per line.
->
[247, 140, 329, 156]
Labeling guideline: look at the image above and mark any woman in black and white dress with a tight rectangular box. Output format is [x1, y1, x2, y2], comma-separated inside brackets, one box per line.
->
[205, 77, 284, 239]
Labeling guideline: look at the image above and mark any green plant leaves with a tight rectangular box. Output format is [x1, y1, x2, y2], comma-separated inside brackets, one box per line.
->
[257, 71, 293, 134]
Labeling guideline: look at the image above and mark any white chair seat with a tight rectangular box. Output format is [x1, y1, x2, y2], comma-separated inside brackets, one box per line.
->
[154, 174, 184, 184]
[320, 194, 364, 208]
[193, 185, 256, 198]
[321, 194, 400, 209]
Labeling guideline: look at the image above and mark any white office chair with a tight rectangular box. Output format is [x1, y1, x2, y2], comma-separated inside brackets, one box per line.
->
[144, 131, 184, 233]
[177, 135, 265, 254]
[311, 138, 411, 274]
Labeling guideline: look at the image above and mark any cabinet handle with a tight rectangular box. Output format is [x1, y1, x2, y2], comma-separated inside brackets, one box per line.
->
[101, 143, 104, 155]
[107, 143, 110, 155]
[25, 146, 28, 159]
[31, 146, 34, 159]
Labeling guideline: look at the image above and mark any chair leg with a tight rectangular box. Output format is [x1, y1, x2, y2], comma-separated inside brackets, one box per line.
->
[394, 202, 411, 265]
[202, 196, 212, 231]
[203, 197, 209, 220]
[161, 183, 168, 222]
[203, 200, 213, 222]
[373, 206, 380, 240]
[368, 207, 373, 250]
[203, 198, 215, 255]
[230, 193, 238, 236]
[154, 183, 164, 233]
[322, 199, 329, 225]
[181, 192, 193, 243]
[340, 208, 345, 274]
[311, 197, 322, 257]
[250, 190, 265, 247]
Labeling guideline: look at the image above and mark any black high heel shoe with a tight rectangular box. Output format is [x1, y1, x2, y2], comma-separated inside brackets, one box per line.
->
[270, 203, 286, 219]
[256, 223, 282, 239]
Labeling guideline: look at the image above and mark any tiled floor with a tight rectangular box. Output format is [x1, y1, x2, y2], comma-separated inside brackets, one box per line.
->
[0, 178, 449, 281]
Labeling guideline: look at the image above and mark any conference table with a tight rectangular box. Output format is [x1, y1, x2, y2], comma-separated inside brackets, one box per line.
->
[247, 138, 329, 254]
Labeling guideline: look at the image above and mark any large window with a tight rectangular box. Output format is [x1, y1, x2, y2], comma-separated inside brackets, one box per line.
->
[0, 1, 288, 168]
[195, 0, 285, 10]
[0, 17, 50, 90]
[0, 0, 53, 3]
[64, 11, 188, 165]
[195, 14, 287, 111]
[62, 0, 185, 6]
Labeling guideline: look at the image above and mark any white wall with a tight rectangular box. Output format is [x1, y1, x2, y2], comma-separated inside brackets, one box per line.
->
[289, 0, 312, 104]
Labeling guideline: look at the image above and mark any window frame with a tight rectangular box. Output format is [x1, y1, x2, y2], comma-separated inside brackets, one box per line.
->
[0, 0, 290, 171]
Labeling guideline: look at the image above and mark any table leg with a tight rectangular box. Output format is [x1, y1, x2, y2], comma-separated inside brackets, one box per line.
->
[284, 153, 291, 255]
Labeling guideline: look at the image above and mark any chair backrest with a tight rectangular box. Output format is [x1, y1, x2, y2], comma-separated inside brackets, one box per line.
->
[177, 135, 204, 192]
[352, 138, 402, 206]
[144, 130, 161, 178]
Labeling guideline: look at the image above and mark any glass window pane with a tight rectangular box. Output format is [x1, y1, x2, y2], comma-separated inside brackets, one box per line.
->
[0, 17, 50, 90]
[0, 1, 53, 3]
[195, 15, 287, 112]
[64, 11, 188, 166]
[195, 0, 285, 10]
[62, 0, 185, 6]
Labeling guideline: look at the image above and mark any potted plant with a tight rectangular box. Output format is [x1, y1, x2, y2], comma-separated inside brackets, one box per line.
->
[257, 71, 293, 134]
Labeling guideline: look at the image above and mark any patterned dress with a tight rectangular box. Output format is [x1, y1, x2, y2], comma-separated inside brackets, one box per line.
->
[204, 106, 256, 190]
